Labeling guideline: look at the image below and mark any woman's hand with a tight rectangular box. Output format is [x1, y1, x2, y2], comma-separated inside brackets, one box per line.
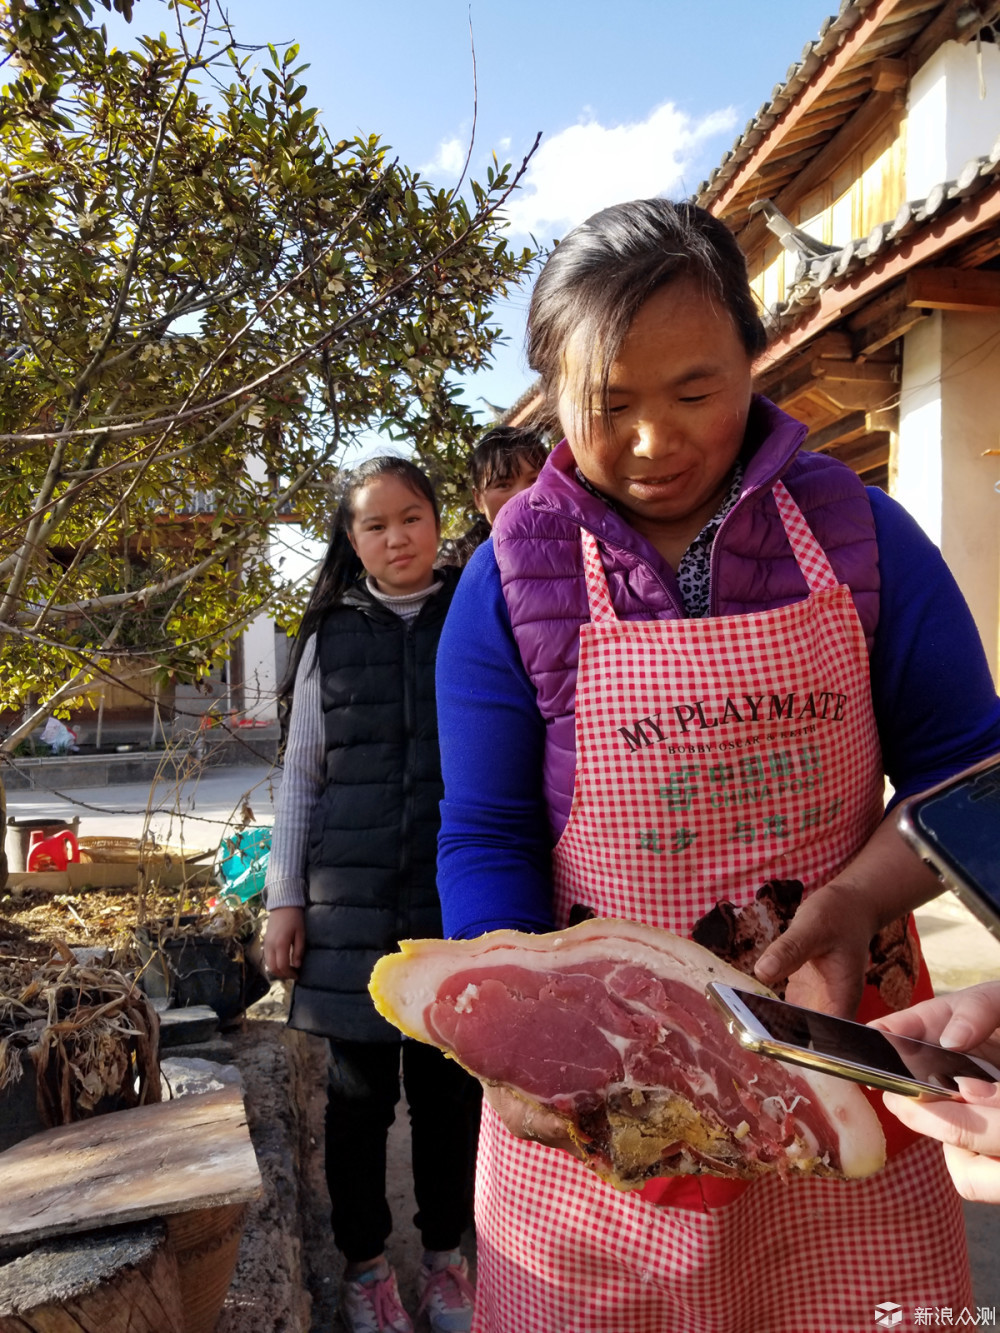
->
[263, 905, 306, 980]
[871, 981, 1000, 1058]
[873, 984, 1000, 1202]
[753, 815, 942, 1017]
[482, 1084, 584, 1158]
[881, 1087, 1000, 1203]
[753, 880, 878, 1017]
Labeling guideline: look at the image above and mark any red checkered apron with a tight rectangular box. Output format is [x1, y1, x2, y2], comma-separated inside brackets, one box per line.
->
[472, 483, 971, 1332]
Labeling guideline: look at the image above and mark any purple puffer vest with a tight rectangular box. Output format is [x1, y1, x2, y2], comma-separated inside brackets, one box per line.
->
[491, 397, 881, 837]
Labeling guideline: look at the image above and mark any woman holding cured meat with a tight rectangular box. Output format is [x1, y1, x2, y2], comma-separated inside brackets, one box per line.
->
[434, 198, 1000, 1333]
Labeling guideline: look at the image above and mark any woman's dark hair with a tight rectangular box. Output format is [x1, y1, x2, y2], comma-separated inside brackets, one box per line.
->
[526, 198, 768, 435]
[469, 424, 549, 492]
[281, 455, 439, 697]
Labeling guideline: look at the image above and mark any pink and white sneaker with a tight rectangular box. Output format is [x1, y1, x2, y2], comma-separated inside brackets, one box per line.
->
[339, 1263, 413, 1333]
[416, 1250, 475, 1333]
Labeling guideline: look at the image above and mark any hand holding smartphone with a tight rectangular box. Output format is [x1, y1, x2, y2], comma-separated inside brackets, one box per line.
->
[707, 982, 1000, 1099]
[896, 751, 1000, 943]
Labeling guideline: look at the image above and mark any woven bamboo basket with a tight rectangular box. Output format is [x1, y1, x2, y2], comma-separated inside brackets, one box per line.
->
[165, 1202, 248, 1333]
[77, 837, 213, 868]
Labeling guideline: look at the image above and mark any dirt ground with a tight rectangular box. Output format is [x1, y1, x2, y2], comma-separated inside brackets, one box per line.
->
[0, 881, 475, 1331]
[0, 881, 213, 967]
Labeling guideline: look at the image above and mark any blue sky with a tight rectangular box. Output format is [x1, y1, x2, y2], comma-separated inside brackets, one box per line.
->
[109, 0, 837, 420]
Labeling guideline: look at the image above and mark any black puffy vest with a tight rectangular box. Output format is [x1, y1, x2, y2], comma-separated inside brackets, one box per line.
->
[288, 567, 459, 1041]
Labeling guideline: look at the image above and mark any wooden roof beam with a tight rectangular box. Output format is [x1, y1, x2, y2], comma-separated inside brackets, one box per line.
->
[871, 57, 909, 91]
[754, 331, 853, 385]
[853, 305, 930, 356]
[756, 348, 897, 411]
[758, 359, 828, 406]
[905, 267, 1000, 310]
[815, 360, 900, 384]
[804, 411, 870, 452]
[846, 281, 931, 355]
[837, 433, 892, 474]
[783, 104, 870, 140]
[811, 72, 879, 111]
[951, 229, 1000, 269]
[710, 0, 913, 218]
[819, 380, 899, 411]
[908, 0, 991, 69]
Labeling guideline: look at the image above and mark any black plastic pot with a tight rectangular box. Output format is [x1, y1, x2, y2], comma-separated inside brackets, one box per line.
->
[0, 1047, 134, 1152]
[0, 1050, 44, 1152]
[135, 918, 268, 1026]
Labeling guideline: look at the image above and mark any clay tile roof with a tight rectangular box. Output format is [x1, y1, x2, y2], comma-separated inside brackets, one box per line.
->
[693, 0, 986, 231]
[762, 136, 1000, 332]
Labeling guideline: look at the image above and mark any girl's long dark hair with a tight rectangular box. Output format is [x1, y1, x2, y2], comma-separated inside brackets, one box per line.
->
[281, 455, 439, 698]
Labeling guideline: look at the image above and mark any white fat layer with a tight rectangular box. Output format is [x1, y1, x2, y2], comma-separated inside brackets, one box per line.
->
[600, 1020, 720, 1102]
[682, 1066, 720, 1100]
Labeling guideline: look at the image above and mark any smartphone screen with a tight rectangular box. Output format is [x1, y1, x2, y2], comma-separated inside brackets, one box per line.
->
[904, 756, 1000, 924]
[711, 985, 1000, 1097]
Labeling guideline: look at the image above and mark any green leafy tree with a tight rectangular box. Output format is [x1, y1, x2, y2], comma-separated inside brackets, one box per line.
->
[0, 0, 537, 759]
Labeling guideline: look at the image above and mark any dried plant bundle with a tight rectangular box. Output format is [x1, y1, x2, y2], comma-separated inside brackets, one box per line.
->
[0, 955, 161, 1127]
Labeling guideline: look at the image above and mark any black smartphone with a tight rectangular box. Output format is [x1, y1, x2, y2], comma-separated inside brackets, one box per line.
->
[896, 751, 1000, 944]
[706, 982, 1000, 1099]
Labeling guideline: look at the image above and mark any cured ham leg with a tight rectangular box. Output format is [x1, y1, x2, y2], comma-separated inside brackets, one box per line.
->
[369, 918, 885, 1190]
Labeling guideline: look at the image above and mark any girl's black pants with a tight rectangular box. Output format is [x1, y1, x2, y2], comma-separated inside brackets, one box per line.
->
[325, 1036, 481, 1264]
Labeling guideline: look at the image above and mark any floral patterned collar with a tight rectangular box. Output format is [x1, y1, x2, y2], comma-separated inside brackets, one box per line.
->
[573, 462, 745, 618]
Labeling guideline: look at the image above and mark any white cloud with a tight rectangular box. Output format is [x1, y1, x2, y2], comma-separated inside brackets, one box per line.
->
[421, 135, 467, 177]
[502, 102, 737, 241]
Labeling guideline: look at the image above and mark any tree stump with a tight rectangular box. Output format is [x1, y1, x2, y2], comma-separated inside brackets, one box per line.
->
[0, 1221, 185, 1332]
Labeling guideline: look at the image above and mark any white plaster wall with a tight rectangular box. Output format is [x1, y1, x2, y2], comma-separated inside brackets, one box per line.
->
[234, 446, 310, 724]
[939, 311, 1000, 684]
[896, 309, 1000, 682]
[895, 312, 944, 547]
[945, 40, 1000, 176]
[241, 607, 279, 722]
[240, 524, 326, 722]
[906, 40, 1000, 200]
[907, 54, 949, 199]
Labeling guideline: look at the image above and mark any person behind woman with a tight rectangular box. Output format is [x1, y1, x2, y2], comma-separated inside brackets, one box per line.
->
[469, 424, 548, 526]
[263, 456, 478, 1333]
[434, 199, 1000, 1332]
[438, 425, 548, 567]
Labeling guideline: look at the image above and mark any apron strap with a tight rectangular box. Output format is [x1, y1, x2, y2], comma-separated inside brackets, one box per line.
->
[772, 480, 840, 594]
[580, 529, 619, 623]
[581, 480, 839, 622]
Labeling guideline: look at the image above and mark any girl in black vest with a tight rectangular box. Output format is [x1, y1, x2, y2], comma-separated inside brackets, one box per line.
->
[263, 457, 478, 1333]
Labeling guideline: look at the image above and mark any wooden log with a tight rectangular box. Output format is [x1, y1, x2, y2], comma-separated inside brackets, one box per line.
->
[0, 1085, 261, 1248]
[0, 1221, 184, 1333]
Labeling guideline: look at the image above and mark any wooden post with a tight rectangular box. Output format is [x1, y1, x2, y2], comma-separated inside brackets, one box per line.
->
[95, 685, 105, 751]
